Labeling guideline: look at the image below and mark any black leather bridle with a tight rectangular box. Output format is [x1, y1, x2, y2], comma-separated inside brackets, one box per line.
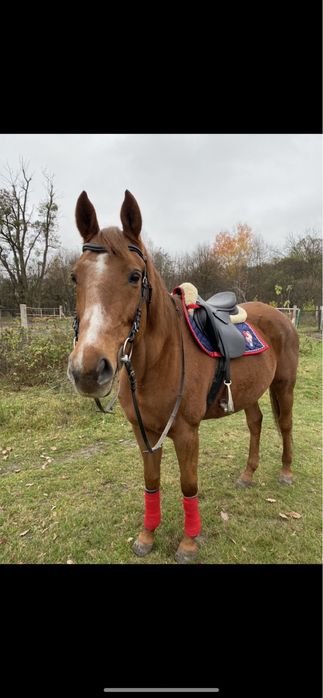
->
[72, 242, 185, 453]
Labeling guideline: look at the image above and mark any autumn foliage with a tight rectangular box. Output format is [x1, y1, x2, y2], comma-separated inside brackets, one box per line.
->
[212, 223, 253, 269]
[210, 223, 254, 300]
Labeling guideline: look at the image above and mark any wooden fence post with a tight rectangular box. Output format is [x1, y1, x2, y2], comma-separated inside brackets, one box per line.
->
[20, 304, 28, 329]
[319, 306, 323, 332]
[291, 306, 296, 325]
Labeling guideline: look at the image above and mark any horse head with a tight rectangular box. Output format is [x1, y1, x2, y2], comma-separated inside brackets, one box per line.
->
[67, 190, 150, 398]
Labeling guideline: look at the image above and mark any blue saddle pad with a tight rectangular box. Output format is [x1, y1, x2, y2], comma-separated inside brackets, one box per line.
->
[189, 317, 268, 357]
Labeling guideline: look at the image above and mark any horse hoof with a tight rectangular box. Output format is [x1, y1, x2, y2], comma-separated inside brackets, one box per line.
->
[132, 538, 153, 557]
[278, 474, 293, 485]
[175, 536, 200, 564]
[236, 478, 254, 488]
[175, 548, 198, 564]
[194, 534, 205, 546]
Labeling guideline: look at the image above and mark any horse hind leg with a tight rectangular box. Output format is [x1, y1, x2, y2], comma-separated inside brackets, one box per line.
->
[236, 402, 263, 487]
[270, 381, 294, 485]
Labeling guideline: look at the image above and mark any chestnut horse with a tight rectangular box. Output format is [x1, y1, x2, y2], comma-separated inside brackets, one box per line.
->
[67, 190, 299, 563]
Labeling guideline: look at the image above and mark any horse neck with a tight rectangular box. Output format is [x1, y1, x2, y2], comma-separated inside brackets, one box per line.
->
[133, 264, 178, 374]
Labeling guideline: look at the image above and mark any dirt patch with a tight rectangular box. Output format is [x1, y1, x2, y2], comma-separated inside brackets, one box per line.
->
[0, 441, 108, 474]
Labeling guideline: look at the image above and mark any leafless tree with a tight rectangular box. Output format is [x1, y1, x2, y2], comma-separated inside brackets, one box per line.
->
[0, 162, 59, 305]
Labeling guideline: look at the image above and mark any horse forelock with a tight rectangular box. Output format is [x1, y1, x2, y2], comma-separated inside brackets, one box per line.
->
[99, 226, 147, 260]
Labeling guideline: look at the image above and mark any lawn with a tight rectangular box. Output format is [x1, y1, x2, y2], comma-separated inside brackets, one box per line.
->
[0, 334, 321, 564]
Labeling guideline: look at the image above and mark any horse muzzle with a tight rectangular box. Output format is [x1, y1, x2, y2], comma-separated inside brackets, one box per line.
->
[67, 355, 115, 397]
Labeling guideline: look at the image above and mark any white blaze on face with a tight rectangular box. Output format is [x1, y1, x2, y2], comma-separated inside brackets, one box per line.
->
[95, 254, 108, 277]
[83, 302, 110, 345]
[74, 255, 111, 371]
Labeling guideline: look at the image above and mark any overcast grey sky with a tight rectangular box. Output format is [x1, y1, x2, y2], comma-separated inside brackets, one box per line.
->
[0, 134, 321, 255]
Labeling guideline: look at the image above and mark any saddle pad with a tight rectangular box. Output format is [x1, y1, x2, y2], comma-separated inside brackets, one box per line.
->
[174, 288, 269, 358]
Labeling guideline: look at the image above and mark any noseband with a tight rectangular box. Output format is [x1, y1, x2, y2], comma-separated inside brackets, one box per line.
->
[72, 242, 185, 453]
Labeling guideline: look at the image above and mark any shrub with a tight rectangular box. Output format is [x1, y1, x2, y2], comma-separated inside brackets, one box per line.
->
[0, 321, 73, 387]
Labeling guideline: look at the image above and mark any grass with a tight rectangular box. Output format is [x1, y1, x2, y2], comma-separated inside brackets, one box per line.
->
[0, 334, 321, 564]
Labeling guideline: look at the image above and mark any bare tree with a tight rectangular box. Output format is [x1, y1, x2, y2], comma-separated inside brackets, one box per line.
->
[0, 162, 59, 305]
[40, 250, 79, 313]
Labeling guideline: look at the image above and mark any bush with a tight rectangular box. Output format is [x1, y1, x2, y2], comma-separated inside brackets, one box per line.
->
[0, 321, 72, 387]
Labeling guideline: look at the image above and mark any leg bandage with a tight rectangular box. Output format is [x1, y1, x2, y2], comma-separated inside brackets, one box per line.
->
[183, 495, 201, 537]
[144, 490, 161, 531]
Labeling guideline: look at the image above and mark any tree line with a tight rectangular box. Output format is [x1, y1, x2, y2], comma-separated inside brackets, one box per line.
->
[0, 164, 321, 314]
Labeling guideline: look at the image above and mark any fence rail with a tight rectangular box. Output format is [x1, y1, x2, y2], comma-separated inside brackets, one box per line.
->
[276, 305, 301, 327]
[0, 305, 73, 331]
[0, 303, 321, 333]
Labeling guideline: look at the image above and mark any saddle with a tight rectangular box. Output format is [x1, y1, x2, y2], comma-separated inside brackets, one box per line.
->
[193, 291, 246, 359]
[174, 283, 249, 414]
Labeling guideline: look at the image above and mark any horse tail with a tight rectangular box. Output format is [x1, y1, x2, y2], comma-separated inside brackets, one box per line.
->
[269, 385, 281, 434]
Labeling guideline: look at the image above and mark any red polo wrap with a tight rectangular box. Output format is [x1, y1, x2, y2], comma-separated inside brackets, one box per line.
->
[144, 490, 161, 531]
[183, 495, 201, 537]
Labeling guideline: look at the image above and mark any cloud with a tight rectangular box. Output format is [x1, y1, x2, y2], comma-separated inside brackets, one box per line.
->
[0, 134, 321, 255]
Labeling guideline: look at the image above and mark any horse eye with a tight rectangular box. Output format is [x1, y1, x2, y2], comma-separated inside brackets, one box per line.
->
[71, 273, 77, 284]
[129, 271, 141, 284]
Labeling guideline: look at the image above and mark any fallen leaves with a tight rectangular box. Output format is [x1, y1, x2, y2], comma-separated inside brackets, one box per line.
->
[279, 511, 302, 520]
[40, 455, 53, 468]
[220, 511, 229, 522]
[20, 529, 30, 537]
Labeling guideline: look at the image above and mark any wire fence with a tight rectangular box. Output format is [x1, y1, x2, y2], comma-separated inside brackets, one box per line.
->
[0, 305, 73, 333]
[0, 303, 321, 335]
[276, 306, 301, 327]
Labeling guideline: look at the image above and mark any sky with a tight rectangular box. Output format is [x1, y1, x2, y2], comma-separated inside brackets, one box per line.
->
[0, 134, 321, 256]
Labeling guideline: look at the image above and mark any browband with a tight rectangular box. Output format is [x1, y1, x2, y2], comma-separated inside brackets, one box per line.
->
[82, 242, 147, 264]
[127, 244, 147, 263]
[81, 241, 151, 304]
[82, 243, 107, 253]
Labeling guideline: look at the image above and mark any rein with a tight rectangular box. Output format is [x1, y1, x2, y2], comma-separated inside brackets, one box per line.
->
[73, 242, 185, 453]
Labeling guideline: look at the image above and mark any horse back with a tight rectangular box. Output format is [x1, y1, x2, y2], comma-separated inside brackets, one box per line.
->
[240, 301, 299, 366]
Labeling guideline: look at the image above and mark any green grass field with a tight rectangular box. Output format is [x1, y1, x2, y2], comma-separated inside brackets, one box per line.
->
[0, 334, 321, 564]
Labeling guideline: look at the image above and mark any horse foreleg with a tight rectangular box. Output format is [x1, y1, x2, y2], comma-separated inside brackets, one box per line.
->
[131, 426, 163, 557]
[173, 425, 201, 564]
[237, 402, 263, 487]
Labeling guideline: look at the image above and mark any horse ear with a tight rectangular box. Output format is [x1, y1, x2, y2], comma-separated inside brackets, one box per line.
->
[120, 190, 142, 240]
[75, 191, 100, 242]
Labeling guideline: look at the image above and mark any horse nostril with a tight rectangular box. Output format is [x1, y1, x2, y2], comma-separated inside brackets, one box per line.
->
[97, 357, 113, 385]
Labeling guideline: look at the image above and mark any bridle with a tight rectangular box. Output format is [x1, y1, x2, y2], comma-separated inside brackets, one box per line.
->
[72, 241, 185, 453]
